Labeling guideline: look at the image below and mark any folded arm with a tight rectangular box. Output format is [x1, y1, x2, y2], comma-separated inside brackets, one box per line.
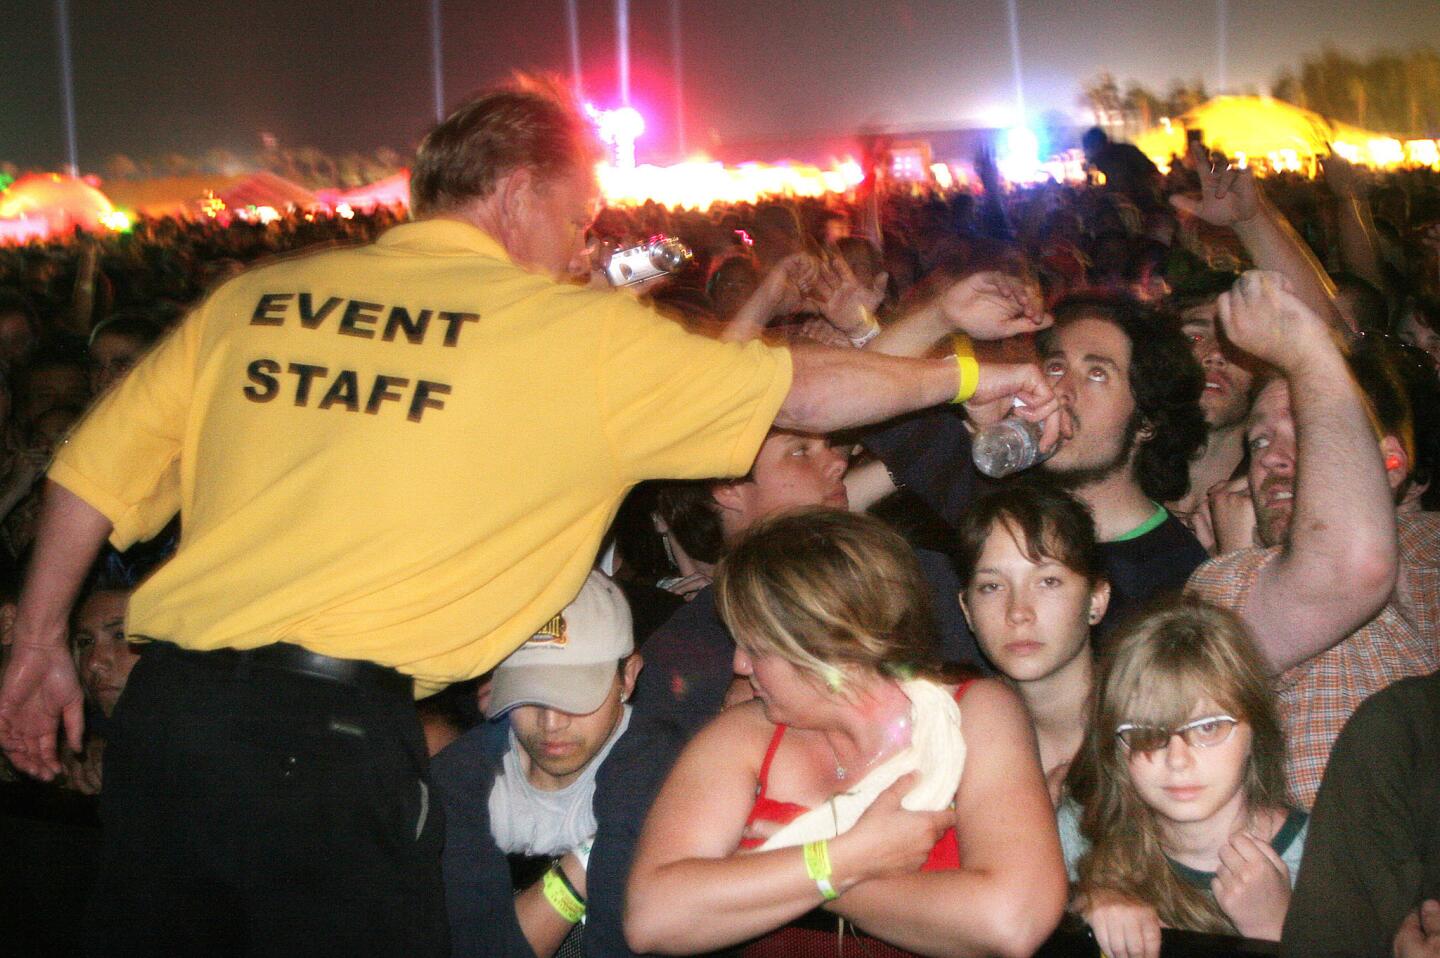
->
[824, 681, 1067, 958]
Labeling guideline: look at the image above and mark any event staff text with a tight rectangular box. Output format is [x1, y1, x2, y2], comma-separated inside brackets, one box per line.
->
[243, 293, 471, 423]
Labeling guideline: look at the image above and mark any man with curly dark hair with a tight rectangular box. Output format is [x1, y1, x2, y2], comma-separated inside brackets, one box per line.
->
[1035, 291, 1209, 635]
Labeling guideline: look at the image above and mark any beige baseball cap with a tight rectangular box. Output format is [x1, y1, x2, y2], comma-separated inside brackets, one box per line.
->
[486, 570, 635, 718]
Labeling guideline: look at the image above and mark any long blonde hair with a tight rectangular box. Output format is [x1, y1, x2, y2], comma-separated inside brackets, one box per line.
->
[715, 508, 947, 691]
[1068, 597, 1286, 933]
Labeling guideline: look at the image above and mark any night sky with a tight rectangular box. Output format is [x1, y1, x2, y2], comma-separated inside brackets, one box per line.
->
[3, 0, 1440, 170]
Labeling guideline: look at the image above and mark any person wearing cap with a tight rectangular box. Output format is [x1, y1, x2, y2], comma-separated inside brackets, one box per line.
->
[0, 78, 1057, 955]
[432, 571, 641, 958]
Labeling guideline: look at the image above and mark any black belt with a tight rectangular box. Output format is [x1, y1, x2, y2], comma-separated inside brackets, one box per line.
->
[139, 640, 413, 700]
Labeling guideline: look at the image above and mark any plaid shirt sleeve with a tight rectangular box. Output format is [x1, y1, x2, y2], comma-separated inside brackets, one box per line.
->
[1187, 515, 1440, 809]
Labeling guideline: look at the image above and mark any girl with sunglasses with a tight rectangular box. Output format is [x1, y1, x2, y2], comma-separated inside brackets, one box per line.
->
[1060, 597, 1307, 958]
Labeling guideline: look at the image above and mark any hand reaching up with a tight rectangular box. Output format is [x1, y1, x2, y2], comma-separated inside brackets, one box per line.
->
[1170, 142, 1261, 228]
[1216, 271, 1333, 372]
[939, 271, 1048, 342]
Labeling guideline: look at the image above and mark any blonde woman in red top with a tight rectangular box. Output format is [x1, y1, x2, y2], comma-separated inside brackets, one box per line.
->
[625, 508, 1066, 958]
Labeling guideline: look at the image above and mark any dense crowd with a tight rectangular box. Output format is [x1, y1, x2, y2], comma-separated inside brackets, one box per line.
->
[2, 109, 1440, 958]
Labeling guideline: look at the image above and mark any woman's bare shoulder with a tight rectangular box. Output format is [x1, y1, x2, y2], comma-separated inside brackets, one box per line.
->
[685, 698, 779, 756]
[953, 677, 1026, 716]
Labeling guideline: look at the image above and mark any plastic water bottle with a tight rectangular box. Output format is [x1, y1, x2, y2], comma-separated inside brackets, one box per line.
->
[972, 417, 1049, 479]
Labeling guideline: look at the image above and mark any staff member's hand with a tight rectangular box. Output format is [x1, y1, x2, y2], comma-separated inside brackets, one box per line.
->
[0, 637, 85, 780]
[968, 361, 1068, 455]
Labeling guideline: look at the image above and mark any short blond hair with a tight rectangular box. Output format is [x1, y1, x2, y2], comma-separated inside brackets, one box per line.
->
[410, 74, 601, 217]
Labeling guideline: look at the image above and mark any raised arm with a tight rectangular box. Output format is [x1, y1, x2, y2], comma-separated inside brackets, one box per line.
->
[1215, 272, 1397, 672]
[720, 254, 822, 343]
[1171, 144, 1346, 332]
[774, 266, 1059, 436]
[869, 271, 1048, 359]
[1323, 152, 1387, 292]
[822, 680, 1067, 958]
[775, 341, 1057, 436]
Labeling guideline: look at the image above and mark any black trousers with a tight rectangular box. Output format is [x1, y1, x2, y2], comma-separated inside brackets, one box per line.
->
[84, 643, 448, 958]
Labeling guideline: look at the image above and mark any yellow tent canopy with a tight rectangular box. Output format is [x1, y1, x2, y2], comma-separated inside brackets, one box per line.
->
[0, 173, 115, 230]
[1133, 95, 1429, 172]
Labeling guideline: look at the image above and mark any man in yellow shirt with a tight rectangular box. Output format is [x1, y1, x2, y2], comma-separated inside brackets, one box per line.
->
[0, 81, 1058, 956]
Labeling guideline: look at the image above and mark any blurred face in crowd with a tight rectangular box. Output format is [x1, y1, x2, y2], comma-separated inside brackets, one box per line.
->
[1245, 380, 1297, 548]
[0, 312, 36, 371]
[1040, 315, 1142, 487]
[961, 522, 1108, 684]
[31, 406, 80, 457]
[90, 332, 148, 395]
[507, 164, 601, 280]
[19, 363, 89, 425]
[1180, 300, 1256, 431]
[509, 657, 639, 790]
[713, 430, 849, 541]
[1129, 263, 1171, 304]
[1125, 696, 1252, 833]
[72, 589, 136, 718]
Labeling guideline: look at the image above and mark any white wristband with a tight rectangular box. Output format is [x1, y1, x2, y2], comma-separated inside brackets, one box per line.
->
[848, 319, 881, 348]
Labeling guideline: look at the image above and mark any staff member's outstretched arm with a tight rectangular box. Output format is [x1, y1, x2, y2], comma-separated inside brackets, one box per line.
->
[777, 342, 1059, 439]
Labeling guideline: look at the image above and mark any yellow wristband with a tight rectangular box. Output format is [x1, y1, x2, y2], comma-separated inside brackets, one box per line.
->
[951, 333, 979, 404]
[542, 866, 586, 923]
[803, 839, 840, 901]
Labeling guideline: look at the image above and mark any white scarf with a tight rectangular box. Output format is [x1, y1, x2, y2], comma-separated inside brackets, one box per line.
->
[757, 679, 965, 850]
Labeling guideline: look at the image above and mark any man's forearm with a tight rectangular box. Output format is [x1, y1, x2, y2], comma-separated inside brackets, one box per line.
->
[13, 482, 115, 647]
[868, 302, 947, 358]
[1336, 194, 1386, 291]
[1234, 200, 1346, 332]
[1286, 343, 1396, 579]
[1251, 345, 1397, 669]
[775, 344, 957, 434]
[720, 287, 780, 343]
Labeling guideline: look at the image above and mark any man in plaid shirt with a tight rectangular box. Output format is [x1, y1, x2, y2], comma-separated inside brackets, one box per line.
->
[1187, 271, 1439, 809]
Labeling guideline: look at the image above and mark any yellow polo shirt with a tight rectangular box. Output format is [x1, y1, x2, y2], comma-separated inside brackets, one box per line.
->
[50, 219, 791, 690]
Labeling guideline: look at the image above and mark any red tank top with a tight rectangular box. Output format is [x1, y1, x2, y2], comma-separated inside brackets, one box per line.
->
[737, 680, 972, 871]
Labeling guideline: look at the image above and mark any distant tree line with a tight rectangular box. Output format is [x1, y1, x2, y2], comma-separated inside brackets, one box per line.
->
[1273, 45, 1440, 138]
[1081, 43, 1440, 141]
[0, 145, 411, 188]
[96, 145, 410, 188]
